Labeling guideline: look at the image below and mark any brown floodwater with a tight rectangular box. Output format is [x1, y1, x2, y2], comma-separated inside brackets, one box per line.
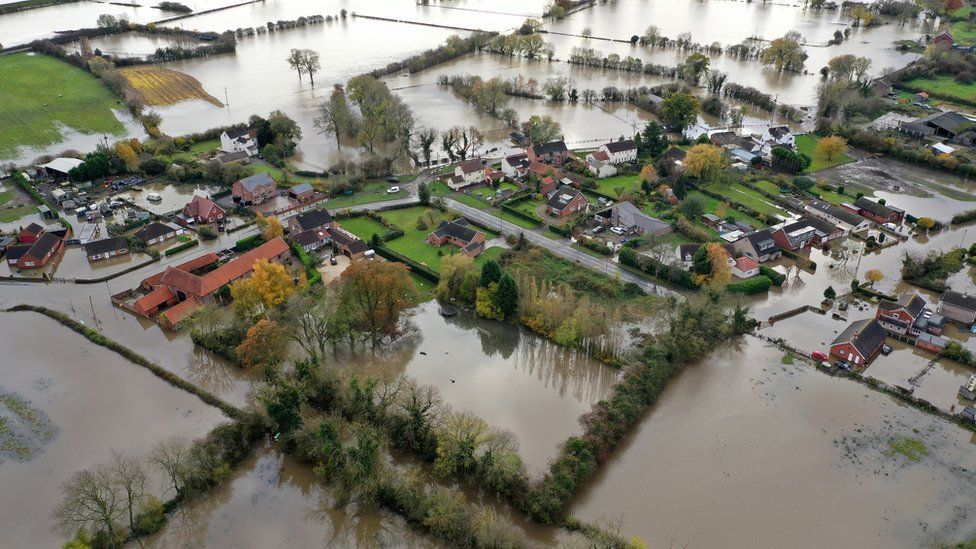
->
[335, 301, 620, 474]
[0, 310, 228, 548]
[569, 336, 976, 548]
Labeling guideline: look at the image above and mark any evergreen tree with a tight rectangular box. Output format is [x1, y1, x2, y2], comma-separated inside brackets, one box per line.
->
[495, 273, 519, 319]
[479, 259, 502, 287]
[691, 245, 712, 275]
[418, 182, 430, 205]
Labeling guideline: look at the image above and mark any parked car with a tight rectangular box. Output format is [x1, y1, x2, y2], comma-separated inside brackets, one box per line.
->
[881, 344, 893, 355]
[591, 226, 605, 235]
[882, 222, 898, 231]
[835, 360, 852, 371]
[387, 176, 400, 183]
[610, 226, 626, 235]
[386, 186, 400, 194]
[811, 351, 828, 361]
[329, 255, 338, 266]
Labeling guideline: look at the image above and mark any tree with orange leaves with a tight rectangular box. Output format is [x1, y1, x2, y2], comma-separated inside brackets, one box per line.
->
[235, 319, 288, 368]
[230, 259, 296, 318]
[256, 213, 284, 241]
[338, 259, 417, 345]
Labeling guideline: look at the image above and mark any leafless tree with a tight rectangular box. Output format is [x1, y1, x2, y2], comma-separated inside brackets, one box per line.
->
[109, 451, 147, 534]
[151, 437, 193, 499]
[52, 464, 125, 543]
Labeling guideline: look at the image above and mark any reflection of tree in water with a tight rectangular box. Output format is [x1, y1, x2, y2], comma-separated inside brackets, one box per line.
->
[512, 336, 618, 404]
[444, 308, 520, 360]
[183, 347, 241, 396]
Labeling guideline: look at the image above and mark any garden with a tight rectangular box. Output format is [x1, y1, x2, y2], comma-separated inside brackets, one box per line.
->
[903, 76, 976, 105]
[795, 134, 855, 172]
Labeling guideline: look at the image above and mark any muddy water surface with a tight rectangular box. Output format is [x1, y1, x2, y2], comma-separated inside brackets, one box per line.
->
[570, 336, 976, 548]
[0, 311, 228, 548]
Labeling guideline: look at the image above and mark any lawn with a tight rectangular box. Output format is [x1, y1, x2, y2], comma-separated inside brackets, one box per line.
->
[337, 216, 388, 241]
[429, 180, 518, 210]
[497, 210, 541, 229]
[752, 179, 788, 195]
[593, 174, 644, 197]
[795, 134, 855, 172]
[510, 197, 545, 219]
[364, 206, 501, 272]
[248, 162, 316, 185]
[952, 18, 976, 46]
[325, 179, 406, 209]
[904, 76, 976, 104]
[188, 138, 220, 154]
[725, 183, 790, 219]
[0, 53, 125, 158]
[685, 190, 765, 228]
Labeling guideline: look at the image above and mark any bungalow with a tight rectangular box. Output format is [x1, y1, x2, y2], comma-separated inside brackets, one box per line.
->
[805, 200, 871, 232]
[731, 256, 760, 279]
[84, 236, 129, 262]
[501, 153, 531, 178]
[933, 31, 954, 47]
[546, 187, 588, 218]
[596, 201, 670, 236]
[701, 213, 721, 227]
[450, 159, 490, 190]
[761, 125, 795, 149]
[938, 290, 976, 325]
[216, 151, 250, 165]
[853, 197, 904, 225]
[288, 209, 335, 234]
[219, 128, 259, 156]
[771, 219, 817, 252]
[829, 318, 887, 367]
[527, 140, 570, 165]
[288, 182, 316, 203]
[292, 228, 331, 253]
[232, 173, 277, 205]
[599, 139, 637, 164]
[585, 151, 618, 179]
[803, 215, 846, 245]
[330, 228, 370, 259]
[182, 194, 226, 224]
[427, 218, 486, 258]
[135, 222, 184, 245]
[14, 232, 65, 269]
[732, 229, 782, 263]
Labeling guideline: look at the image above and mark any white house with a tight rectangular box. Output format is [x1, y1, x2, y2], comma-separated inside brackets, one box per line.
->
[731, 256, 760, 279]
[220, 128, 259, 157]
[501, 153, 530, 178]
[760, 125, 795, 149]
[450, 159, 489, 190]
[599, 139, 638, 164]
[585, 151, 618, 178]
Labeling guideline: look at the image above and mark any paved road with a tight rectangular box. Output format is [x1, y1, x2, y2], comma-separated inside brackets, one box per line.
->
[442, 198, 676, 297]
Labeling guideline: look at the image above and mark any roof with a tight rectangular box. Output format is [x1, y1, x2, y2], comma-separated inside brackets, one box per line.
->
[184, 194, 224, 219]
[223, 128, 251, 139]
[742, 229, 778, 253]
[709, 131, 739, 146]
[941, 290, 976, 312]
[832, 318, 887, 358]
[236, 172, 276, 192]
[291, 209, 332, 232]
[734, 256, 759, 271]
[195, 237, 289, 296]
[292, 228, 329, 246]
[24, 232, 61, 259]
[136, 221, 180, 241]
[217, 151, 249, 164]
[430, 218, 481, 244]
[546, 187, 585, 212]
[84, 236, 128, 256]
[767, 125, 792, 140]
[5, 244, 29, 262]
[855, 197, 897, 217]
[807, 200, 867, 227]
[879, 293, 927, 318]
[663, 147, 687, 161]
[531, 141, 568, 155]
[606, 201, 669, 233]
[603, 139, 636, 153]
[133, 286, 176, 313]
[457, 159, 486, 174]
[590, 150, 610, 162]
[22, 222, 44, 235]
[141, 252, 219, 288]
[504, 153, 530, 169]
[925, 111, 973, 135]
[776, 220, 816, 247]
[898, 120, 935, 136]
[289, 182, 314, 195]
[802, 215, 841, 236]
[39, 157, 83, 174]
[932, 143, 956, 155]
[158, 295, 202, 327]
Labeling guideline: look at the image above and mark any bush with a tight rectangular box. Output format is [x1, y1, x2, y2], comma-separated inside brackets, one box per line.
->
[235, 234, 264, 252]
[132, 497, 166, 536]
[164, 239, 199, 256]
[726, 275, 772, 294]
[951, 209, 976, 225]
[197, 226, 218, 240]
[759, 265, 786, 286]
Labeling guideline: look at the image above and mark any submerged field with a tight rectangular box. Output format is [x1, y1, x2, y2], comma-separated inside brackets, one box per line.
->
[120, 65, 223, 107]
[0, 53, 126, 157]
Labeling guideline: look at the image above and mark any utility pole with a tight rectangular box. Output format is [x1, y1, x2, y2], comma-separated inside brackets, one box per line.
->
[224, 87, 230, 108]
[89, 295, 99, 330]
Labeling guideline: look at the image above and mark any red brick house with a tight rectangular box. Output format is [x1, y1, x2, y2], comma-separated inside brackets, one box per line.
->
[330, 228, 370, 259]
[232, 172, 277, 205]
[932, 31, 954, 48]
[546, 187, 588, 218]
[853, 197, 904, 225]
[771, 220, 817, 252]
[183, 194, 226, 224]
[288, 209, 335, 234]
[527, 140, 570, 165]
[426, 218, 486, 258]
[14, 232, 65, 269]
[829, 318, 886, 367]
[17, 222, 45, 243]
[287, 182, 316, 203]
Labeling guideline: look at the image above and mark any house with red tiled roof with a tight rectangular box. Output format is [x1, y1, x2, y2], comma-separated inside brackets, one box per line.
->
[183, 194, 226, 224]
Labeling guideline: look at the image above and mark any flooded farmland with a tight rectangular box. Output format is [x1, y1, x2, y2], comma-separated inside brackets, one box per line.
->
[569, 336, 976, 549]
[0, 311, 228, 548]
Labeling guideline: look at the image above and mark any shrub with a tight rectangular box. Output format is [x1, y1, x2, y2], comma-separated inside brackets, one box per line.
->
[235, 234, 264, 252]
[726, 275, 772, 294]
[197, 226, 218, 240]
[132, 497, 166, 536]
[759, 265, 786, 286]
[164, 239, 199, 256]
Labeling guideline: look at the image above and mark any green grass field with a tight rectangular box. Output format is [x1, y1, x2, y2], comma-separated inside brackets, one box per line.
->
[248, 162, 316, 185]
[325, 180, 406, 209]
[952, 18, 976, 45]
[904, 76, 976, 104]
[0, 189, 37, 222]
[593, 174, 644, 197]
[510, 197, 545, 219]
[684, 190, 765, 228]
[795, 134, 855, 173]
[0, 53, 126, 158]
[188, 138, 220, 154]
[344, 206, 501, 272]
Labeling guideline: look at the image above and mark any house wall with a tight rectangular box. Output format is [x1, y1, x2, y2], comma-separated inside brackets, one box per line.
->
[938, 301, 976, 324]
[830, 342, 866, 366]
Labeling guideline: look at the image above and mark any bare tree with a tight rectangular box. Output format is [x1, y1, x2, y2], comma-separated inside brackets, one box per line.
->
[416, 127, 438, 167]
[314, 85, 358, 150]
[110, 451, 147, 535]
[286, 48, 304, 81]
[52, 464, 125, 544]
[151, 437, 193, 499]
[300, 49, 321, 85]
[284, 285, 332, 359]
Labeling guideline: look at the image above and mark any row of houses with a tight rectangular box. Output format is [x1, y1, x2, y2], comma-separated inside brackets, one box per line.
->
[3, 223, 68, 270]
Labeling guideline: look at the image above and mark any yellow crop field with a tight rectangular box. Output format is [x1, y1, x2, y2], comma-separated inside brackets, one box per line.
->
[119, 66, 223, 107]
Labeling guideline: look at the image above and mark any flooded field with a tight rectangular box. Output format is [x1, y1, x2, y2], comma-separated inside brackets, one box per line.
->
[570, 336, 976, 548]
[0, 311, 227, 548]
[117, 181, 223, 214]
[337, 301, 620, 474]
